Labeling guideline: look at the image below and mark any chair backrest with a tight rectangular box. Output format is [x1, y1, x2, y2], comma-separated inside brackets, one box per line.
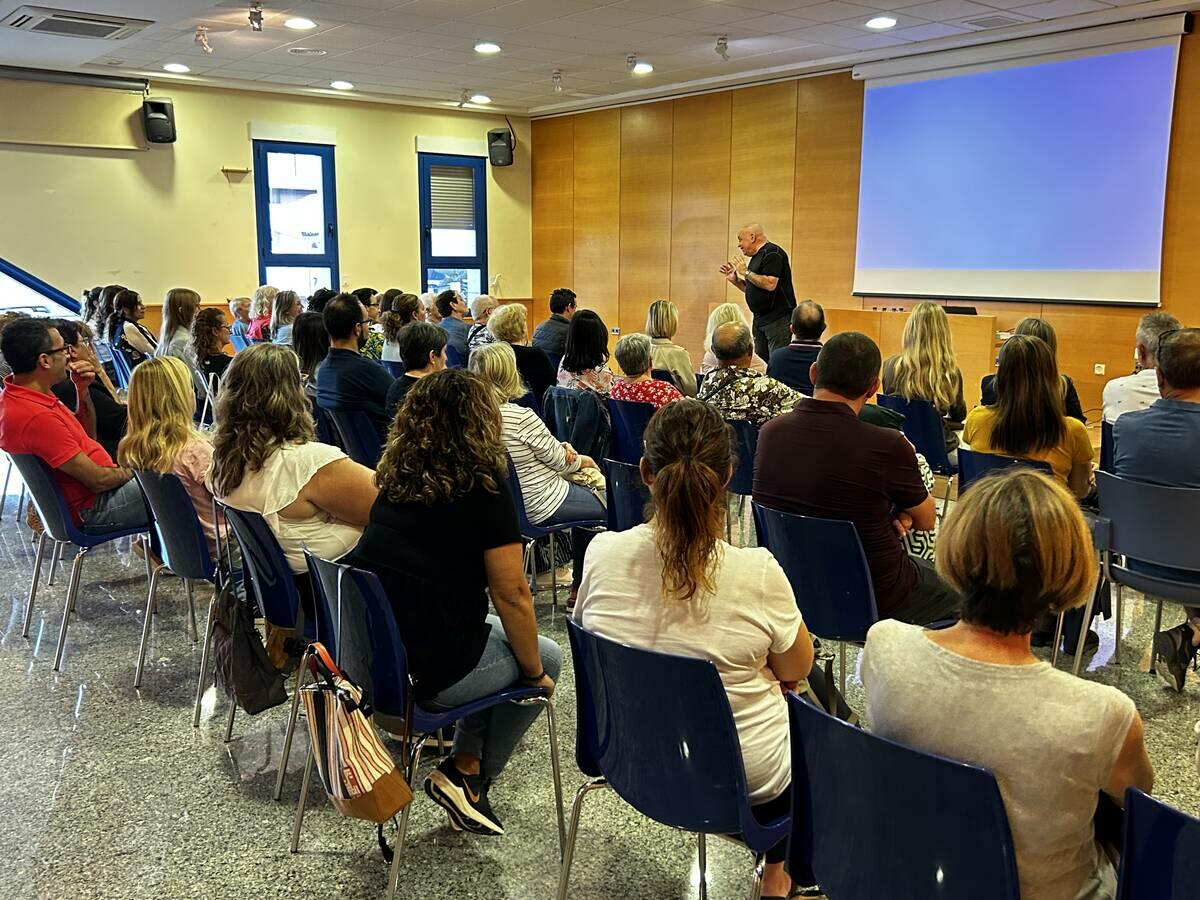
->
[381, 360, 405, 379]
[8, 453, 79, 543]
[229, 334, 249, 352]
[444, 344, 464, 369]
[221, 505, 304, 629]
[133, 470, 214, 581]
[876, 394, 954, 473]
[504, 454, 542, 538]
[726, 419, 758, 496]
[111, 347, 134, 390]
[606, 398, 655, 465]
[787, 693, 1020, 900]
[1116, 788, 1200, 899]
[325, 409, 383, 468]
[956, 448, 1054, 494]
[754, 503, 878, 641]
[650, 367, 676, 387]
[695, 371, 705, 393]
[511, 389, 543, 419]
[1100, 418, 1114, 474]
[303, 552, 379, 700]
[604, 458, 649, 531]
[566, 619, 755, 835]
[192, 369, 216, 427]
[1098, 471, 1200, 574]
[309, 401, 339, 448]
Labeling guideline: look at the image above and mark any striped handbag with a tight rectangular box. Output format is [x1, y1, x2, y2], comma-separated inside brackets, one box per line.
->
[300, 642, 413, 823]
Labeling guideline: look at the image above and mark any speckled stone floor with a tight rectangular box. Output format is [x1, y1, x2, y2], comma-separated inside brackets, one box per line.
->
[0, 495, 1196, 900]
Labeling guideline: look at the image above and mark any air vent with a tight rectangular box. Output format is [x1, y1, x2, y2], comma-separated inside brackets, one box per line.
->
[1, 5, 152, 40]
[960, 14, 1027, 29]
[287, 47, 328, 56]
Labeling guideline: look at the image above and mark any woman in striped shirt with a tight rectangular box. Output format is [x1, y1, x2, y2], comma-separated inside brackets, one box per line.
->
[471, 342, 606, 607]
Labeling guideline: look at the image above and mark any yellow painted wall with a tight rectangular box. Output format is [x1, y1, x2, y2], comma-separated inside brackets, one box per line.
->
[0, 81, 531, 303]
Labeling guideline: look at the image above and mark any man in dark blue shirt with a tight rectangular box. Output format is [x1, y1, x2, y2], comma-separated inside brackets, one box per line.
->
[767, 300, 825, 396]
[316, 293, 396, 442]
[436, 289, 472, 363]
[531, 287, 575, 372]
[1113, 327, 1200, 692]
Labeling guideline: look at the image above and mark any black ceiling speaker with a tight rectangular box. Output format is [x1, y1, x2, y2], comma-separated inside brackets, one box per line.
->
[142, 97, 176, 144]
[487, 127, 514, 166]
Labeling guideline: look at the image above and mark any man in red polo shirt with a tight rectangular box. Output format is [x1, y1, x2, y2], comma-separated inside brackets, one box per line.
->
[0, 318, 148, 533]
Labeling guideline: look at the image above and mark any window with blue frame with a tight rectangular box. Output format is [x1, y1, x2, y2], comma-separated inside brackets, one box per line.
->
[419, 153, 487, 300]
[252, 140, 339, 298]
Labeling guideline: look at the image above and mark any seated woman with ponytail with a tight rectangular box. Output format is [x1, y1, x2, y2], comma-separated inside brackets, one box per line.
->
[573, 398, 817, 900]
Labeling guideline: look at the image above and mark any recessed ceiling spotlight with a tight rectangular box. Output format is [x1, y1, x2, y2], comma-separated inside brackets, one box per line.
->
[285, 17, 316, 30]
[866, 16, 898, 29]
[163, 63, 190, 74]
[627, 53, 653, 75]
[470, 93, 492, 104]
[330, 80, 354, 90]
[474, 41, 502, 54]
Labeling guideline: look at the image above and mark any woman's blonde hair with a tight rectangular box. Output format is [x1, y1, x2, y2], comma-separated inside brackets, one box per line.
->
[209, 343, 313, 497]
[488, 304, 527, 344]
[646, 299, 679, 340]
[704, 302, 749, 350]
[937, 468, 1095, 633]
[643, 399, 733, 604]
[118, 356, 201, 473]
[271, 290, 300, 330]
[160, 287, 201, 346]
[251, 285, 278, 319]
[469, 340, 526, 402]
[890, 302, 959, 412]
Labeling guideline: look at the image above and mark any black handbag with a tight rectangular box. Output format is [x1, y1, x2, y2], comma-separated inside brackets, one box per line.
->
[211, 580, 288, 715]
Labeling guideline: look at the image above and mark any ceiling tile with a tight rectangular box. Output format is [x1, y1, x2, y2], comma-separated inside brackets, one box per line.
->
[901, 0, 1001, 19]
[1012, 0, 1112, 18]
[793, 2, 894, 23]
[888, 21, 973, 39]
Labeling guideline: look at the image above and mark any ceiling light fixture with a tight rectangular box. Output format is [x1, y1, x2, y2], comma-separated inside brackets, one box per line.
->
[288, 47, 327, 56]
[552, 69, 563, 93]
[866, 15, 897, 29]
[470, 93, 492, 104]
[330, 80, 354, 90]
[715, 35, 729, 61]
[285, 17, 316, 30]
[627, 53, 653, 75]
[248, 2, 264, 32]
[474, 41, 502, 54]
[195, 25, 213, 54]
[163, 63, 190, 74]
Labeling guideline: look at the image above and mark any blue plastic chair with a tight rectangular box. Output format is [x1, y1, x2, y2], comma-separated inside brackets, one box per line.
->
[559, 620, 789, 900]
[603, 458, 649, 532]
[876, 394, 957, 476]
[325, 408, 384, 468]
[606, 397, 654, 466]
[650, 367, 677, 387]
[1100, 419, 1114, 474]
[382, 360, 405, 378]
[444, 344, 465, 369]
[505, 456, 605, 608]
[1082, 471, 1200, 675]
[1116, 788, 1200, 899]
[787, 692, 1020, 900]
[957, 448, 1054, 494]
[291, 554, 564, 900]
[754, 503, 878, 702]
[111, 346, 134, 390]
[309, 401, 338, 448]
[512, 390, 543, 419]
[229, 334, 250, 352]
[11, 453, 151, 672]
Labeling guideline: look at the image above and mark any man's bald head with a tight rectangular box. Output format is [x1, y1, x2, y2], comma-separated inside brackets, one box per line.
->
[736, 224, 767, 257]
[791, 300, 825, 341]
[712, 321, 754, 367]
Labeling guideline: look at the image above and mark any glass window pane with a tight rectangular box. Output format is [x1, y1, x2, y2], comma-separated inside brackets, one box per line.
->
[430, 228, 477, 258]
[265, 266, 332, 299]
[267, 151, 326, 256]
[426, 268, 481, 301]
[0, 269, 75, 316]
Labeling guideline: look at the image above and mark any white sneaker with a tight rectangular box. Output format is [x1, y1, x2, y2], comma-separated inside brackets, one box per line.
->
[533, 564, 572, 588]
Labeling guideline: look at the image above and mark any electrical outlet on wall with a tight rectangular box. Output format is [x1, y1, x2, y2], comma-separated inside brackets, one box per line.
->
[611, 327, 620, 335]
[1094, 363, 1106, 375]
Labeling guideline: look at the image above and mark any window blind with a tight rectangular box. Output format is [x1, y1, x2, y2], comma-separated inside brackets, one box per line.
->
[429, 165, 476, 230]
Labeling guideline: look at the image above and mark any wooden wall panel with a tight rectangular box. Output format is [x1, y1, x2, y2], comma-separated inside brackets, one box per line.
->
[1161, 28, 1200, 327]
[531, 117, 574, 319]
[618, 103, 674, 340]
[572, 110, 621, 331]
[669, 93, 732, 362]
[727, 82, 798, 307]
[793, 74, 863, 309]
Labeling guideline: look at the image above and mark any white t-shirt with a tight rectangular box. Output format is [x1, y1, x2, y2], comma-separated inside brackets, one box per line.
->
[213, 440, 363, 574]
[574, 524, 804, 802]
[1102, 368, 1160, 424]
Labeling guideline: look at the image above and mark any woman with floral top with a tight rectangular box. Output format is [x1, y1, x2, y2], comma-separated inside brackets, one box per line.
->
[557, 309, 614, 395]
[609, 333, 683, 410]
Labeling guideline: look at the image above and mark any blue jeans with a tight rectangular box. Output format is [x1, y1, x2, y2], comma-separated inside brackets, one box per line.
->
[80, 478, 150, 534]
[423, 615, 563, 780]
[540, 482, 606, 588]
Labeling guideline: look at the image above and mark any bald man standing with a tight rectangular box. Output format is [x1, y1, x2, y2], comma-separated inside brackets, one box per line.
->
[720, 224, 798, 360]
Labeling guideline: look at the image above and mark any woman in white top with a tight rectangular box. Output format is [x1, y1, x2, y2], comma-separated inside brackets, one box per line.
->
[574, 399, 815, 900]
[701, 302, 767, 375]
[208, 343, 377, 583]
[646, 299, 697, 396]
[156, 287, 201, 363]
[270, 290, 303, 346]
[862, 469, 1154, 900]
[470, 342, 605, 601]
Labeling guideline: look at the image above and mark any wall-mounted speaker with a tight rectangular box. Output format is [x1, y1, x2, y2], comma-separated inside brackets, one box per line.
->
[142, 97, 176, 144]
[487, 127, 514, 167]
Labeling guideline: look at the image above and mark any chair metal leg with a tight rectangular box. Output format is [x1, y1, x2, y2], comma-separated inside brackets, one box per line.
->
[387, 734, 432, 900]
[22, 532, 48, 638]
[141, 535, 153, 585]
[838, 642, 847, 699]
[0, 457, 11, 521]
[748, 852, 767, 900]
[48, 541, 63, 586]
[1071, 584, 1101, 677]
[52, 548, 88, 672]
[16, 484, 26, 524]
[274, 657, 309, 801]
[549, 532, 558, 609]
[1114, 584, 1124, 664]
[290, 743, 316, 852]
[223, 692, 237, 742]
[698, 832, 709, 900]
[516, 695, 566, 855]
[184, 579, 199, 643]
[1148, 599, 1165, 675]
[1051, 611, 1066, 668]
[193, 589, 218, 728]
[555, 779, 608, 900]
[133, 565, 165, 688]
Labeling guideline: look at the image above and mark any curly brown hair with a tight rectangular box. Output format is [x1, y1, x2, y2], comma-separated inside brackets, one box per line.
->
[375, 369, 506, 506]
[190, 306, 228, 362]
[209, 343, 314, 497]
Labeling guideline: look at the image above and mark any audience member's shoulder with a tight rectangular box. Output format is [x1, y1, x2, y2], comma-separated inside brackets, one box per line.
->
[865, 617, 918, 649]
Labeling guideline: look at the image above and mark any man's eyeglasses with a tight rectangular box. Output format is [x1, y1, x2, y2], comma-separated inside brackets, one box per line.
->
[42, 345, 68, 357]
